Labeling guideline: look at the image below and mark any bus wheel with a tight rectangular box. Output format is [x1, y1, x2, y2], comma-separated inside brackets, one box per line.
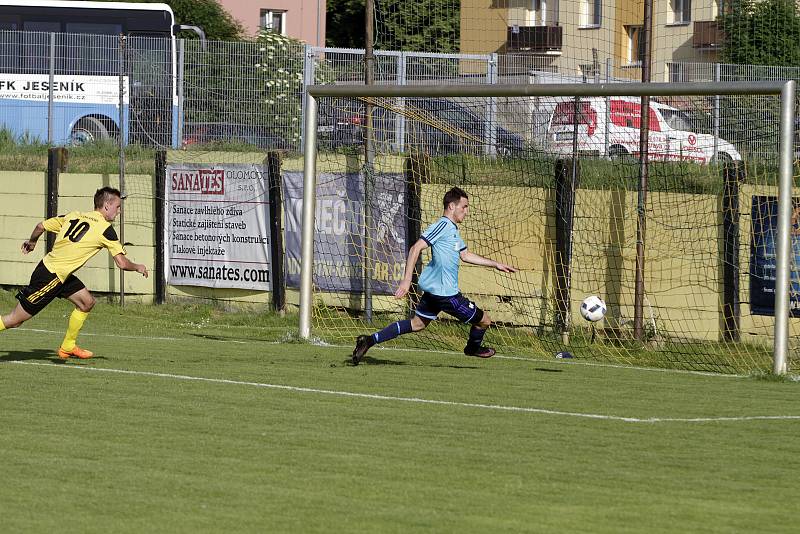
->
[70, 117, 112, 145]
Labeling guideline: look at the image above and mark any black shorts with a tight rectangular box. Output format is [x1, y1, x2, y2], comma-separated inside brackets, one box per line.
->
[415, 292, 484, 325]
[16, 261, 85, 316]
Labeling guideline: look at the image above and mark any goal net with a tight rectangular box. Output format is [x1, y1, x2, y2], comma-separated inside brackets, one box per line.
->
[299, 82, 796, 375]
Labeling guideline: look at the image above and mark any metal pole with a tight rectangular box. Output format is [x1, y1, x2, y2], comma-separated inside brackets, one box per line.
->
[308, 81, 790, 99]
[47, 33, 55, 145]
[176, 39, 185, 149]
[713, 63, 720, 162]
[633, 0, 654, 341]
[396, 51, 406, 153]
[299, 94, 319, 339]
[301, 44, 315, 154]
[485, 53, 498, 157]
[364, 0, 375, 322]
[773, 80, 796, 375]
[604, 58, 611, 157]
[118, 34, 126, 307]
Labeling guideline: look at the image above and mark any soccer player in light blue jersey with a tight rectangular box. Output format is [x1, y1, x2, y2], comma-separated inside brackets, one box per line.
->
[353, 187, 517, 365]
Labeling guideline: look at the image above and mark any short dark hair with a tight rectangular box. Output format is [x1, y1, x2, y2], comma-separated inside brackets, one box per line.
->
[94, 187, 122, 209]
[443, 187, 468, 210]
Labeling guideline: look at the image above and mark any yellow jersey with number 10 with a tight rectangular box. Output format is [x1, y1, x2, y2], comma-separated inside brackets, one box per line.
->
[41, 210, 126, 282]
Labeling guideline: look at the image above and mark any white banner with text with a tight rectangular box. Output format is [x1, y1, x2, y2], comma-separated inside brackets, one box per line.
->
[165, 163, 272, 290]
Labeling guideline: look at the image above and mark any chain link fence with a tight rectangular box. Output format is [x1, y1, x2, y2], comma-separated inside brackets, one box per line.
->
[0, 29, 796, 160]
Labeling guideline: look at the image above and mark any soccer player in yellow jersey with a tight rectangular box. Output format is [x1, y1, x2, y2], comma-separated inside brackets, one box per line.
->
[0, 187, 148, 359]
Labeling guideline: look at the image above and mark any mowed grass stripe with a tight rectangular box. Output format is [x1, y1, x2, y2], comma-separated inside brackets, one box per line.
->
[2, 322, 799, 421]
[1, 354, 799, 533]
[7, 360, 800, 424]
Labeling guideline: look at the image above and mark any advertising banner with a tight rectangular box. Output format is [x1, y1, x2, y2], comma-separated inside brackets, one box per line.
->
[165, 163, 272, 290]
[749, 195, 800, 316]
[0, 74, 129, 105]
[283, 171, 407, 294]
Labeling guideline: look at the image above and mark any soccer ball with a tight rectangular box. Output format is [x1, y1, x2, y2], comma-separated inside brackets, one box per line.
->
[580, 295, 606, 322]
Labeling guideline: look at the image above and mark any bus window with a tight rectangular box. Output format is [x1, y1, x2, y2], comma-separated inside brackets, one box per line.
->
[23, 21, 60, 32]
[66, 23, 123, 35]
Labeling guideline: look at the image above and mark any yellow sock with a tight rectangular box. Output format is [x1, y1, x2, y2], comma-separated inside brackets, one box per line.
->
[0, 317, 6, 331]
[60, 309, 89, 351]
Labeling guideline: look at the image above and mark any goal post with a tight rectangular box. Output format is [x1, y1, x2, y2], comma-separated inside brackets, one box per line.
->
[300, 81, 796, 375]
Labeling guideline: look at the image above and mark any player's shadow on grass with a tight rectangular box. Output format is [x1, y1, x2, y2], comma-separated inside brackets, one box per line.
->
[534, 367, 564, 373]
[351, 355, 408, 366]
[349, 356, 480, 369]
[0, 348, 107, 363]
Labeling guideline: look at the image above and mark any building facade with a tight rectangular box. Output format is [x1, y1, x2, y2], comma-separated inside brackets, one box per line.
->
[460, 0, 722, 81]
[217, 0, 327, 45]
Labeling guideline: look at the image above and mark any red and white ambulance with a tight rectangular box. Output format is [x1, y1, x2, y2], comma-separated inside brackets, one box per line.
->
[547, 97, 742, 163]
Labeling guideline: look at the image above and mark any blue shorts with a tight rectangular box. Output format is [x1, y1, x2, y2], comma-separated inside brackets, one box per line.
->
[415, 292, 484, 325]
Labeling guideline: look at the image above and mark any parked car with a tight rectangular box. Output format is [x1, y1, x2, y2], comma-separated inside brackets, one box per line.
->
[317, 97, 526, 156]
[182, 122, 294, 151]
[547, 96, 742, 163]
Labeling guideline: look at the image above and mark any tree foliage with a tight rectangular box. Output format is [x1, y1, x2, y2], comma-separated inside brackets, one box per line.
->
[719, 0, 800, 66]
[326, 0, 366, 48]
[96, 0, 245, 40]
[326, 0, 460, 52]
[375, 0, 460, 53]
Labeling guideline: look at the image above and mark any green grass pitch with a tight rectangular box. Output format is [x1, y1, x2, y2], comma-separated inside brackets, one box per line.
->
[1, 291, 798, 533]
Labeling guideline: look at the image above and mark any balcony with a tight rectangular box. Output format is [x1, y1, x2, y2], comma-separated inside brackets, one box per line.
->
[693, 20, 723, 49]
[507, 25, 562, 54]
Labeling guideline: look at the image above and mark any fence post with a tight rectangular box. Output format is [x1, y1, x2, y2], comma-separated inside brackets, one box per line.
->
[118, 33, 127, 306]
[485, 53, 498, 157]
[405, 152, 428, 311]
[721, 162, 741, 342]
[554, 158, 579, 343]
[47, 32, 55, 145]
[154, 150, 167, 304]
[45, 147, 65, 253]
[267, 151, 285, 313]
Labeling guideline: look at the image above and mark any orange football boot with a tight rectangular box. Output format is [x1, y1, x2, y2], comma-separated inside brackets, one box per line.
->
[57, 346, 94, 360]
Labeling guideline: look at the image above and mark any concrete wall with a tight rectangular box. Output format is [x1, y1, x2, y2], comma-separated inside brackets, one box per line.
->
[0, 171, 154, 298]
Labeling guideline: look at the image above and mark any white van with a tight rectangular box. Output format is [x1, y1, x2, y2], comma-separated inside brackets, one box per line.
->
[547, 97, 742, 163]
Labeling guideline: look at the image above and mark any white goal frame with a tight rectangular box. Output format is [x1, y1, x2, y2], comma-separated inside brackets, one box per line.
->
[300, 81, 796, 375]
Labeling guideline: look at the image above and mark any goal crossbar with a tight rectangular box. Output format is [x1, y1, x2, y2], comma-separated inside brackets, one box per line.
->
[300, 81, 796, 375]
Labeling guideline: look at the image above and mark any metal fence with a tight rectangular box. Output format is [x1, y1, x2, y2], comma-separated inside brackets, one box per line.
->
[0, 29, 795, 159]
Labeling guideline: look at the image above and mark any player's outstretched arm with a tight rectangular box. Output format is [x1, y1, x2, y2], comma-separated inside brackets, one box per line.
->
[395, 238, 429, 299]
[21, 222, 46, 254]
[113, 253, 149, 278]
[459, 250, 517, 273]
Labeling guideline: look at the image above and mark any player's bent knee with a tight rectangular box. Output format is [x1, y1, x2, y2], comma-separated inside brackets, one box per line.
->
[478, 312, 492, 329]
[78, 297, 95, 312]
[410, 316, 429, 332]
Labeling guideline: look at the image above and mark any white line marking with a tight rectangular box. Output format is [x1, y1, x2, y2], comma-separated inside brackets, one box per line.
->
[7, 361, 799, 424]
[10, 327, 794, 380]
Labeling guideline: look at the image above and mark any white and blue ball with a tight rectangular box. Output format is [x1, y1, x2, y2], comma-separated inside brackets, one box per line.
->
[580, 295, 607, 322]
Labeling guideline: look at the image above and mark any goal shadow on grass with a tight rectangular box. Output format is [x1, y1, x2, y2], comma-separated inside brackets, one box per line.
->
[0, 348, 108, 363]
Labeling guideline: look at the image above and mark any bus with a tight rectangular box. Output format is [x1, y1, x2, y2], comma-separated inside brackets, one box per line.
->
[0, 0, 183, 147]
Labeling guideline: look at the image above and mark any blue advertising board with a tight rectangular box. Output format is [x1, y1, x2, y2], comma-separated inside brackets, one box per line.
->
[283, 171, 407, 294]
[749, 195, 800, 316]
